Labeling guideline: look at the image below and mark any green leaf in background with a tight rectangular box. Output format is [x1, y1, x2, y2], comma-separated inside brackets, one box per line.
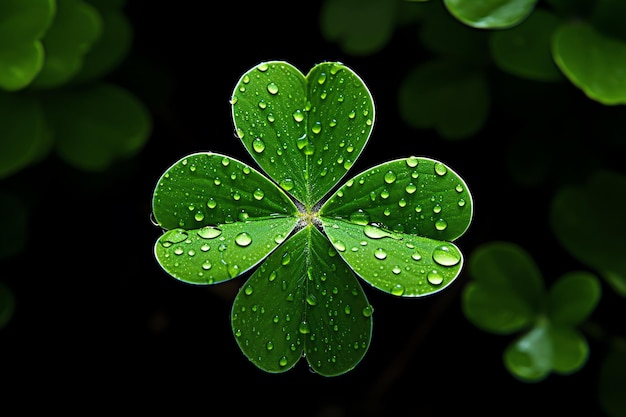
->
[231, 226, 372, 376]
[398, 59, 489, 140]
[553, 22, 626, 105]
[152, 152, 299, 285]
[598, 341, 626, 417]
[31, 0, 102, 89]
[0, 0, 55, 91]
[71, 1, 133, 84]
[320, 157, 472, 296]
[42, 83, 151, 171]
[231, 60, 374, 208]
[320, 0, 397, 55]
[444, 0, 538, 29]
[464, 241, 600, 381]
[550, 170, 626, 297]
[0, 92, 51, 179]
[463, 241, 544, 333]
[489, 8, 563, 81]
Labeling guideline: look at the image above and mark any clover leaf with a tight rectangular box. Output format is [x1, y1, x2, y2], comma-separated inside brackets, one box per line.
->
[152, 61, 474, 376]
[463, 241, 601, 382]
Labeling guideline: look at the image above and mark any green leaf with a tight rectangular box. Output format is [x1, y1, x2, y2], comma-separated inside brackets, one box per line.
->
[152, 152, 299, 284]
[548, 272, 601, 326]
[71, 6, 133, 84]
[320, 0, 396, 55]
[503, 320, 588, 382]
[444, 0, 538, 29]
[320, 156, 472, 296]
[598, 342, 626, 417]
[42, 83, 151, 171]
[504, 320, 552, 382]
[231, 60, 375, 208]
[398, 59, 489, 140]
[0, 0, 55, 91]
[553, 22, 626, 105]
[0, 92, 50, 178]
[550, 170, 626, 297]
[31, 0, 102, 89]
[463, 241, 544, 333]
[231, 225, 373, 376]
[489, 8, 563, 81]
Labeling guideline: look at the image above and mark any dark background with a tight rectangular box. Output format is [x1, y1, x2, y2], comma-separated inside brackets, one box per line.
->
[1, 1, 610, 415]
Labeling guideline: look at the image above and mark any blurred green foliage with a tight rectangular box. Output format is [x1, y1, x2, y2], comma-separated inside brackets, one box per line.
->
[0, 0, 151, 327]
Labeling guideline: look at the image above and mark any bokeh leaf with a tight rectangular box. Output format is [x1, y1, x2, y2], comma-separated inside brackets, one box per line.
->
[42, 83, 151, 171]
[489, 8, 563, 81]
[550, 170, 626, 297]
[231, 60, 374, 208]
[0, 92, 50, 178]
[0, 0, 55, 90]
[463, 241, 544, 333]
[152, 152, 299, 285]
[444, 0, 538, 29]
[231, 226, 373, 376]
[320, 0, 396, 55]
[548, 271, 601, 326]
[398, 59, 489, 140]
[553, 22, 626, 105]
[31, 0, 102, 89]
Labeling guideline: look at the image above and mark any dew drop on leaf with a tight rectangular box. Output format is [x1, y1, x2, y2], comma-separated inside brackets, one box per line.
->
[432, 245, 460, 266]
[235, 232, 252, 247]
[391, 284, 405, 296]
[427, 270, 443, 285]
[384, 170, 397, 184]
[293, 109, 304, 122]
[267, 82, 279, 95]
[434, 162, 448, 176]
[362, 305, 374, 317]
[374, 248, 387, 260]
[349, 209, 370, 225]
[253, 188, 265, 200]
[252, 138, 266, 153]
[435, 219, 448, 231]
[195, 226, 221, 239]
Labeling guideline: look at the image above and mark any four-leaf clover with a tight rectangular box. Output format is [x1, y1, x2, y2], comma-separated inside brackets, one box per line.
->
[151, 61, 474, 376]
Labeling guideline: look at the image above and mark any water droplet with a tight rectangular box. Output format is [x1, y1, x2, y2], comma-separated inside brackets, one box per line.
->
[458, 199, 466, 207]
[312, 121, 322, 134]
[201, 244, 210, 252]
[194, 212, 204, 222]
[455, 184, 464, 193]
[432, 245, 460, 266]
[244, 285, 253, 295]
[333, 240, 346, 252]
[435, 219, 448, 231]
[257, 63, 269, 72]
[390, 284, 405, 296]
[280, 178, 294, 191]
[279, 356, 288, 367]
[207, 198, 217, 209]
[405, 183, 417, 194]
[228, 264, 240, 278]
[349, 209, 370, 225]
[317, 72, 327, 84]
[362, 305, 374, 317]
[198, 226, 222, 239]
[398, 198, 407, 208]
[384, 170, 397, 184]
[374, 248, 387, 260]
[253, 188, 265, 200]
[434, 162, 447, 176]
[252, 138, 265, 153]
[392, 266, 402, 275]
[221, 157, 230, 167]
[159, 229, 188, 246]
[306, 294, 318, 306]
[364, 224, 394, 239]
[281, 252, 291, 265]
[427, 270, 443, 285]
[406, 156, 419, 167]
[258, 100, 267, 109]
[411, 252, 422, 261]
[235, 232, 252, 247]
[299, 321, 311, 334]
[433, 204, 442, 214]
[293, 109, 304, 122]
[202, 260, 212, 270]
[266, 341, 274, 351]
[267, 82, 279, 95]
